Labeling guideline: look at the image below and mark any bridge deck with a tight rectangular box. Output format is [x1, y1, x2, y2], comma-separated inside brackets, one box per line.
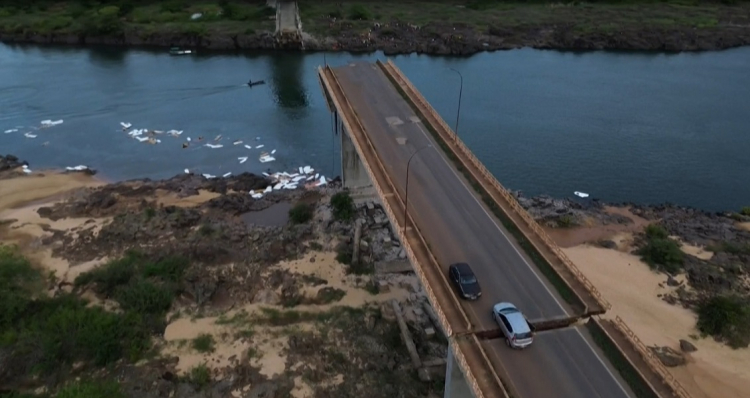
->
[327, 60, 634, 398]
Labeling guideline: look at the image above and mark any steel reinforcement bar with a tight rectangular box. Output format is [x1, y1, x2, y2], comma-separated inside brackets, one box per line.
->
[379, 59, 611, 315]
[612, 317, 693, 398]
[318, 66, 511, 398]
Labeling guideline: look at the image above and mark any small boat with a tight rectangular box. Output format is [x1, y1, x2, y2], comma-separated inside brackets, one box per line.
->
[169, 46, 193, 56]
[247, 79, 266, 87]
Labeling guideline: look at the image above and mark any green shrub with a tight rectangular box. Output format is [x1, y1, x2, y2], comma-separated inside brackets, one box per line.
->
[57, 380, 125, 398]
[335, 245, 352, 265]
[330, 192, 355, 221]
[289, 203, 314, 224]
[557, 214, 575, 228]
[740, 207, 750, 216]
[697, 295, 750, 348]
[192, 333, 215, 353]
[348, 4, 371, 20]
[160, 0, 186, 13]
[644, 224, 669, 239]
[115, 279, 175, 315]
[187, 363, 211, 389]
[637, 224, 683, 274]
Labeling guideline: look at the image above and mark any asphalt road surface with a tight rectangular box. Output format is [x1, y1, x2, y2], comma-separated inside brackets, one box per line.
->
[331, 61, 634, 398]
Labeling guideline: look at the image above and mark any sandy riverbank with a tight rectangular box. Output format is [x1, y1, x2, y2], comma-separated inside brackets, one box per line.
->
[554, 212, 750, 398]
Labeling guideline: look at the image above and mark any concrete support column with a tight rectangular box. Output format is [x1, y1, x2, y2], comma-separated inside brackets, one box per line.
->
[445, 342, 475, 398]
[340, 121, 371, 189]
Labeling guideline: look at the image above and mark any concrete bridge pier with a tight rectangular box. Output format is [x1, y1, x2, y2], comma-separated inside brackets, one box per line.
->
[336, 114, 375, 198]
[445, 342, 476, 398]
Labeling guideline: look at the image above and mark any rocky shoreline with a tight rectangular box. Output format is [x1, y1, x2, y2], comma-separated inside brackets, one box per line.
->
[2, 21, 750, 55]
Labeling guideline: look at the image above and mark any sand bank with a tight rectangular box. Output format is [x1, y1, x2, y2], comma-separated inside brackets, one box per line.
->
[564, 244, 750, 398]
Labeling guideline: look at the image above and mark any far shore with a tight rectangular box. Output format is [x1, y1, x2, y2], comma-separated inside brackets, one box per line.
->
[1, 1, 750, 55]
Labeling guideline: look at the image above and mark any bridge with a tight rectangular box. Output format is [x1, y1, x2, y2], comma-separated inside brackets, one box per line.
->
[318, 60, 695, 398]
[273, 0, 302, 48]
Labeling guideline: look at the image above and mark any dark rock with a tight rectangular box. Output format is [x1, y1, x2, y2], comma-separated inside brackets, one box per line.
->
[679, 339, 698, 353]
[0, 154, 26, 173]
[666, 275, 681, 287]
[597, 240, 617, 249]
[650, 346, 686, 367]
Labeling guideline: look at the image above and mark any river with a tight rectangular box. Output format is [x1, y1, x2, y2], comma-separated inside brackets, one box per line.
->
[1, 43, 748, 211]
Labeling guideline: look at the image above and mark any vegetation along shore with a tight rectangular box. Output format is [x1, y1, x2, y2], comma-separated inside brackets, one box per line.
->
[1, 1, 750, 54]
[2, 152, 750, 397]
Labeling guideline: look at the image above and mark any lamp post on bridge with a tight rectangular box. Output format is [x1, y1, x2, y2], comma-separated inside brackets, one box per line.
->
[403, 145, 433, 233]
[448, 68, 463, 136]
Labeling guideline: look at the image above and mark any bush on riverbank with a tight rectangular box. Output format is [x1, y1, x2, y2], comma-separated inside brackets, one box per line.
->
[637, 224, 684, 274]
[289, 203, 314, 224]
[0, 246, 153, 383]
[740, 206, 750, 216]
[331, 192, 355, 221]
[697, 295, 750, 348]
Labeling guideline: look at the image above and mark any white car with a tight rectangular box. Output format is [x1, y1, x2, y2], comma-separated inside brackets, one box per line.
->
[492, 302, 534, 349]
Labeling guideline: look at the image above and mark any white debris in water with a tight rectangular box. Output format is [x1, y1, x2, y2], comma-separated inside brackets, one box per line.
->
[24, 132, 37, 138]
[255, 145, 264, 149]
[22, 165, 31, 174]
[65, 165, 88, 171]
[40, 119, 63, 127]
[202, 173, 216, 179]
[244, 145, 253, 150]
[222, 172, 232, 178]
[184, 169, 190, 174]
[120, 122, 132, 130]
[205, 144, 223, 149]
[4, 129, 18, 134]
[271, 149, 276, 154]
[233, 140, 243, 145]
[238, 156, 248, 164]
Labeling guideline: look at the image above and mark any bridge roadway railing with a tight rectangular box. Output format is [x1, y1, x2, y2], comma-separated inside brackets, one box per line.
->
[378, 59, 610, 316]
[318, 65, 511, 398]
[610, 317, 693, 398]
[377, 59, 695, 398]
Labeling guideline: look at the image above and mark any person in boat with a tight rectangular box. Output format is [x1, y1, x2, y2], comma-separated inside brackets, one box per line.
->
[247, 79, 253, 86]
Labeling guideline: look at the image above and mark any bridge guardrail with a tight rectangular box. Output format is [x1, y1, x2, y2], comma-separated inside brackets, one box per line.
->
[380, 59, 611, 314]
[319, 65, 509, 398]
[612, 316, 693, 398]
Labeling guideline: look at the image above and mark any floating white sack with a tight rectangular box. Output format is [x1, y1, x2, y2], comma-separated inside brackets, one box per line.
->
[65, 165, 88, 171]
[316, 176, 327, 186]
[233, 140, 243, 145]
[273, 182, 284, 190]
[244, 145, 253, 150]
[202, 173, 216, 179]
[306, 175, 315, 181]
[184, 169, 190, 174]
[255, 145, 264, 149]
[4, 129, 18, 133]
[264, 186, 272, 193]
[262, 172, 270, 177]
[271, 149, 276, 154]
[120, 122, 132, 129]
[251, 193, 263, 199]
[238, 156, 248, 164]
[303, 166, 313, 174]
[135, 136, 149, 142]
[284, 184, 297, 190]
[222, 172, 232, 178]
[259, 155, 275, 163]
[24, 133, 37, 138]
[314, 173, 319, 179]
[205, 144, 223, 149]
[574, 191, 589, 198]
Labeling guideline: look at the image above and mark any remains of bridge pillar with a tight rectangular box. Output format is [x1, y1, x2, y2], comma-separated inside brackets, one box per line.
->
[444, 342, 476, 398]
[339, 119, 373, 191]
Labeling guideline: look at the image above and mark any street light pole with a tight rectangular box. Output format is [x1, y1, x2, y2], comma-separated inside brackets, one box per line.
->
[403, 145, 432, 233]
[449, 68, 463, 135]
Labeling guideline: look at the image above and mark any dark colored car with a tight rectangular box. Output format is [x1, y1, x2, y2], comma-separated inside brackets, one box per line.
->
[448, 263, 482, 300]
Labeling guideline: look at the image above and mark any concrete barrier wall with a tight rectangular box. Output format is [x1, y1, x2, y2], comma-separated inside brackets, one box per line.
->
[377, 59, 610, 316]
[318, 66, 511, 398]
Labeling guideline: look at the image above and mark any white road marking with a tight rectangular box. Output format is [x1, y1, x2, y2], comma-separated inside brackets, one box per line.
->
[412, 122, 567, 314]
